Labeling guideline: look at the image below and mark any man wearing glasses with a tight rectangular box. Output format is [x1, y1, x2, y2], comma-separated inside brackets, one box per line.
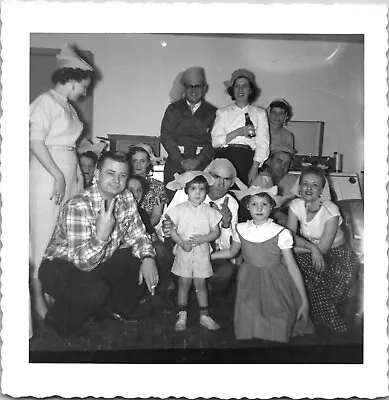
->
[161, 67, 217, 202]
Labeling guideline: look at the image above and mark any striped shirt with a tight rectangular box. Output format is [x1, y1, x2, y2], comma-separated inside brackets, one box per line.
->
[44, 181, 155, 271]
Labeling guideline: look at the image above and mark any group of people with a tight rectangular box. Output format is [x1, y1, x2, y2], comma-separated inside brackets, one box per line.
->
[29, 45, 360, 344]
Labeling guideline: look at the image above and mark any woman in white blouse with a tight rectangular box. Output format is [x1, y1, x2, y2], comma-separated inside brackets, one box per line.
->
[211, 69, 270, 185]
[287, 166, 360, 333]
[29, 45, 94, 322]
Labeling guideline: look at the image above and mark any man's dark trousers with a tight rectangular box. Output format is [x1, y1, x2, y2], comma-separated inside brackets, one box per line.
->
[39, 248, 145, 337]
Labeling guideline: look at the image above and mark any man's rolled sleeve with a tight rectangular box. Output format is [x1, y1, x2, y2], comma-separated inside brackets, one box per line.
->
[211, 109, 228, 148]
[122, 198, 156, 259]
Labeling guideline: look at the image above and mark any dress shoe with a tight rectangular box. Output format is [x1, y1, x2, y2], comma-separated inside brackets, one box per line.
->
[199, 315, 221, 331]
[93, 308, 139, 324]
[106, 310, 139, 324]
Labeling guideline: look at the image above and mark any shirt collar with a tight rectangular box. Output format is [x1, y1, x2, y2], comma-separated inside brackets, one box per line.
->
[49, 89, 69, 103]
[88, 181, 128, 212]
[247, 218, 273, 228]
[186, 100, 202, 113]
[232, 103, 250, 112]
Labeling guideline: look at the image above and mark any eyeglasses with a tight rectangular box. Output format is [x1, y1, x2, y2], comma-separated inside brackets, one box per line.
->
[184, 84, 204, 91]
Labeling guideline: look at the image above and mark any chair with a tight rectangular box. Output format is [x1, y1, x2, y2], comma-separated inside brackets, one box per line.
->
[337, 199, 364, 263]
[337, 199, 364, 324]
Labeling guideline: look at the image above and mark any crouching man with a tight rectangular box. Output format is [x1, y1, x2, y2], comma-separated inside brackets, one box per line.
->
[39, 151, 158, 338]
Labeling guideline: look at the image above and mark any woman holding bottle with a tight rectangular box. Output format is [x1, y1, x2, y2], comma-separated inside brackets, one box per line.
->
[211, 69, 270, 185]
[29, 45, 94, 321]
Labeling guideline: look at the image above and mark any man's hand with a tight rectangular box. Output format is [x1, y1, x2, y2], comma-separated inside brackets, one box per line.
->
[162, 214, 176, 237]
[138, 257, 159, 295]
[181, 158, 200, 172]
[95, 198, 116, 241]
[211, 197, 232, 228]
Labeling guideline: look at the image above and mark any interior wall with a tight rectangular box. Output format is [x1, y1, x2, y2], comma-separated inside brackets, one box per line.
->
[30, 33, 364, 174]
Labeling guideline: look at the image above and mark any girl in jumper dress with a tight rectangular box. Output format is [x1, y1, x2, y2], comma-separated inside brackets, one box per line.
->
[166, 171, 222, 332]
[212, 187, 314, 342]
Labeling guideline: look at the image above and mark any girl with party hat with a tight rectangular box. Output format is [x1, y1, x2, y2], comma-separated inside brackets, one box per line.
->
[211, 185, 314, 343]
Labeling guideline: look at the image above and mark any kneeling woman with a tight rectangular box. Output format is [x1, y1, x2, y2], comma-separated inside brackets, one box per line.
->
[211, 69, 270, 185]
[287, 166, 360, 332]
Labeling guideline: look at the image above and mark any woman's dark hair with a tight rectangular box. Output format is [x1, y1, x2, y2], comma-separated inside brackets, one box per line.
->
[242, 192, 276, 209]
[127, 174, 150, 203]
[80, 151, 98, 165]
[269, 99, 293, 120]
[127, 146, 153, 175]
[97, 150, 128, 171]
[51, 67, 94, 85]
[227, 76, 259, 104]
[184, 175, 210, 195]
[299, 165, 327, 188]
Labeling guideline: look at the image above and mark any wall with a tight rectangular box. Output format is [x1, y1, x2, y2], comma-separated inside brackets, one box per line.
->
[30, 33, 364, 174]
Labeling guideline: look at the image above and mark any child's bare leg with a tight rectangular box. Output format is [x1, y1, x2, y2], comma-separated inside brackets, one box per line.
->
[177, 276, 192, 311]
[175, 276, 192, 331]
[193, 278, 208, 314]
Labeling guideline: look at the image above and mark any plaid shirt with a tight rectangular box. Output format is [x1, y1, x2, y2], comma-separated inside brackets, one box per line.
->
[44, 181, 155, 271]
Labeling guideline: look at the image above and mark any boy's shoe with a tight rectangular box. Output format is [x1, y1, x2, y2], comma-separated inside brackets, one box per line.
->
[174, 311, 187, 331]
[199, 315, 221, 331]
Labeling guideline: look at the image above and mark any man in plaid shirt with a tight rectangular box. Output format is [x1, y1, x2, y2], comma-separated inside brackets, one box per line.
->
[39, 151, 158, 338]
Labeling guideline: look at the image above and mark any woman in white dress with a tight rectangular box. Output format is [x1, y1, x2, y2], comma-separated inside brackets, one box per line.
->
[29, 45, 94, 323]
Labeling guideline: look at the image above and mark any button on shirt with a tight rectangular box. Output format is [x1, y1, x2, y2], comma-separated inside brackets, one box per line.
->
[211, 103, 270, 166]
[44, 181, 155, 271]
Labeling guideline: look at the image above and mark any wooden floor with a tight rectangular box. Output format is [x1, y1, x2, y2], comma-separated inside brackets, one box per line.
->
[29, 286, 363, 364]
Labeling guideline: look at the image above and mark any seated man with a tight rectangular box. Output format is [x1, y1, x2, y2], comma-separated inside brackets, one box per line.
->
[79, 150, 98, 188]
[248, 142, 298, 225]
[157, 158, 239, 302]
[39, 151, 159, 338]
[161, 66, 217, 202]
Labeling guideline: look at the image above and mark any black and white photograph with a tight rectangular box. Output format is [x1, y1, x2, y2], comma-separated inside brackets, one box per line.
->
[1, 2, 388, 398]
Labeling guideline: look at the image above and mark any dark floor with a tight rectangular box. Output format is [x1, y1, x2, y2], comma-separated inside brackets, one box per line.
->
[29, 285, 363, 363]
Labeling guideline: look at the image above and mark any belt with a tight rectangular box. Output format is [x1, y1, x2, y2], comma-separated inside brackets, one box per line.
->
[47, 145, 76, 152]
[227, 144, 252, 150]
